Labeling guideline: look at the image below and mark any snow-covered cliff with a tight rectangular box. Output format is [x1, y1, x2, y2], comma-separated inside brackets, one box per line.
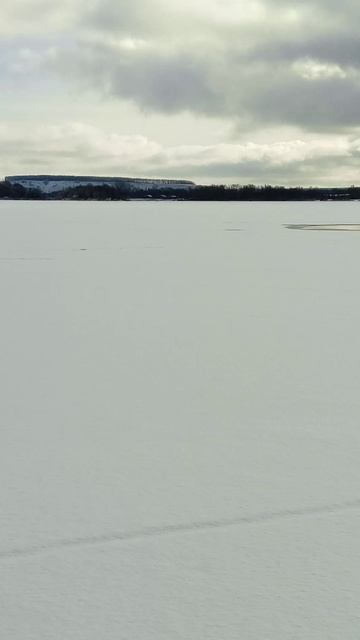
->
[5, 175, 196, 194]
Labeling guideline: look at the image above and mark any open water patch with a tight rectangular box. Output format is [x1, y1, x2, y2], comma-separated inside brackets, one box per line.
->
[286, 224, 360, 231]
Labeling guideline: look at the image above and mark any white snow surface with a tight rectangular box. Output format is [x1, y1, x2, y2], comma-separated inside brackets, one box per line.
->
[1, 200, 360, 639]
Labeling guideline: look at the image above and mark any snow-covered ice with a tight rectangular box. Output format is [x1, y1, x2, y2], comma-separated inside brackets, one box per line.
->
[1, 200, 360, 639]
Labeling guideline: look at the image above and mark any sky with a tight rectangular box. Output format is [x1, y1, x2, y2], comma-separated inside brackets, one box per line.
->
[1, 0, 360, 185]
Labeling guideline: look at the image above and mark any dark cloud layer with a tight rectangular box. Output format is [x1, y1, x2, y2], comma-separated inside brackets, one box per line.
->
[44, 0, 360, 133]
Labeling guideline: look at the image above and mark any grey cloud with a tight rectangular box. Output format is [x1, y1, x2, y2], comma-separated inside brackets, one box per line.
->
[239, 69, 360, 130]
[247, 30, 360, 68]
[165, 152, 360, 187]
[81, 0, 168, 36]
[55, 43, 223, 115]
[43, 0, 360, 133]
[5, 0, 360, 133]
[53, 38, 360, 132]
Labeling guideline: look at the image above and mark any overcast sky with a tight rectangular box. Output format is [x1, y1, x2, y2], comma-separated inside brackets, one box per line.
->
[1, 0, 360, 185]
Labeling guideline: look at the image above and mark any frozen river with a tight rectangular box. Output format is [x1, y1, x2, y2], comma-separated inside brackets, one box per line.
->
[1, 200, 360, 638]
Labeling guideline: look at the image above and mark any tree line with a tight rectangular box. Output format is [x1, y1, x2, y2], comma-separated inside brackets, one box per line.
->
[1, 180, 360, 201]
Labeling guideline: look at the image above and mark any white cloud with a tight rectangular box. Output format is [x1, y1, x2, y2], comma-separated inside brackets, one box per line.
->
[0, 122, 354, 185]
[294, 59, 349, 80]
[0, 1, 80, 34]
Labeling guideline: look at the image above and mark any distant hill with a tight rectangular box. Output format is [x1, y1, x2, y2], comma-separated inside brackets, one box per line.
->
[5, 175, 196, 194]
